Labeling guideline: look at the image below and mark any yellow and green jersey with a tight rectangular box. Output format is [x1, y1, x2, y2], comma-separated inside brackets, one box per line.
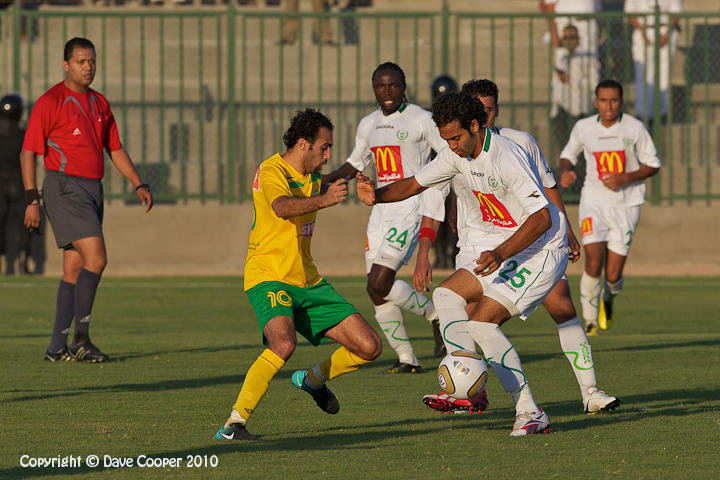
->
[244, 153, 323, 291]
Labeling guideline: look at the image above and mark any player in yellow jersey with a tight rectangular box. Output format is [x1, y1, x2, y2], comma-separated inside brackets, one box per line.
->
[214, 109, 382, 441]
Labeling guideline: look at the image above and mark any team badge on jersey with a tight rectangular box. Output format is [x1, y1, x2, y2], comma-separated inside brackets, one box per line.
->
[372, 145, 404, 182]
[580, 217, 594, 237]
[592, 150, 626, 180]
[473, 191, 518, 228]
[396, 129, 408, 141]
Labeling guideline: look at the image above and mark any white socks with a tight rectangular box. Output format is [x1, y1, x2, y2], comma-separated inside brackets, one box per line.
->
[580, 272, 601, 324]
[432, 287, 476, 352]
[604, 277, 624, 301]
[385, 279, 438, 322]
[466, 321, 539, 414]
[557, 317, 597, 399]
[374, 301, 418, 366]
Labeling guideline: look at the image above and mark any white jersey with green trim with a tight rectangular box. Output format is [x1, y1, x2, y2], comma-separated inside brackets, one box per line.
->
[346, 103, 447, 219]
[493, 126, 556, 188]
[560, 113, 661, 206]
[415, 128, 567, 252]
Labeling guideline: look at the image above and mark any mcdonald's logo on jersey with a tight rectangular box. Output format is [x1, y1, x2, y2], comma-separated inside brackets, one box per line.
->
[592, 150, 626, 180]
[472, 191, 518, 228]
[371, 145, 404, 182]
[580, 217, 594, 237]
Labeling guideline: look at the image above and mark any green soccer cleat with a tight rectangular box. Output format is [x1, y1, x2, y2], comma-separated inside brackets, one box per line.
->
[214, 423, 258, 441]
[291, 370, 339, 414]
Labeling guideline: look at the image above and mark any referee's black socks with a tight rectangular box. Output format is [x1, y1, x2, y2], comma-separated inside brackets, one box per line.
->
[49, 280, 75, 352]
[73, 268, 102, 344]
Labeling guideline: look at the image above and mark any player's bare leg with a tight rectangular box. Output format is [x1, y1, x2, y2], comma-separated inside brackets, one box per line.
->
[368, 264, 436, 373]
[580, 241, 606, 333]
[292, 314, 382, 414]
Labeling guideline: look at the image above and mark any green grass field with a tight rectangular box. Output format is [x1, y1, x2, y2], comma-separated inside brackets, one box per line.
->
[1, 275, 719, 479]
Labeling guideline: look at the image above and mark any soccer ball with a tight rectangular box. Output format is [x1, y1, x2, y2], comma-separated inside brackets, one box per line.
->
[437, 350, 488, 400]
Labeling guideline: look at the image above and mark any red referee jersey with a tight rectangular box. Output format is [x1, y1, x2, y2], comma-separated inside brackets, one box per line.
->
[22, 82, 122, 179]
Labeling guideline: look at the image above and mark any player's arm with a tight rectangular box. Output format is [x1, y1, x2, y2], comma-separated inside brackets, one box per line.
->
[601, 164, 659, 191]
[558, 157, 577, 188]
[109, 147, 153, 212]
[20, 149, 41, 231]
[544, 185, 580, 262]
[272, 178, 348, 219]
[357, 175, 426, 206]
[474, 207, 552, 276]
[413, 216, 440, 293]
[322, 162, 359, 185]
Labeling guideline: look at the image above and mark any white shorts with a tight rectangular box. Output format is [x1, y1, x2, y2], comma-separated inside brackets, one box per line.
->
[578, 201, 641, 257]
[456, 246, 568, 320]
[365, 208, 420, 274]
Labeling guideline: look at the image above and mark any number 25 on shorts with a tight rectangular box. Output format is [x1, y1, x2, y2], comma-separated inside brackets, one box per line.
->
[498, 260, 532, 288]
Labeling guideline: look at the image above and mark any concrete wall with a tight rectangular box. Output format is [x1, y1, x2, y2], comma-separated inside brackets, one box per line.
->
[39, 202, 720, 277]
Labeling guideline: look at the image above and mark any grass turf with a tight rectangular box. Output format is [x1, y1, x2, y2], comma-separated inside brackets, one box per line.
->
[1, 275, 719, 479]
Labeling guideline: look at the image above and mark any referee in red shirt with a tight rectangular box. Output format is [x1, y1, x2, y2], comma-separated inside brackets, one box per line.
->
[20, 37, 153, 363]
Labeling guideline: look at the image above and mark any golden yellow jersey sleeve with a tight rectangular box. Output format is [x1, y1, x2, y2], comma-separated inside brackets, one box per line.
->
[244, 153, 323, 291]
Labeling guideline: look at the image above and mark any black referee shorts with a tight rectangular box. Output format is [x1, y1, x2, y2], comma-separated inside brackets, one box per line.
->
[42, 170, 104, 249]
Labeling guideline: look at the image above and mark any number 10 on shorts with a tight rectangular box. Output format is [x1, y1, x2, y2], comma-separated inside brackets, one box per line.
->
[267, 290, 292, 308]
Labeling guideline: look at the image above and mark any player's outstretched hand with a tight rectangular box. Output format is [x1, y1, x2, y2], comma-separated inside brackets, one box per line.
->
[567, 228, 581, 263]
[355, 172, 376, 206]
[324, 178, 349, 206]
[136, 185, 153, 212]
[473, 250, 503, 277]
[413, 253, 433, 292]
[559, 169, 577, 188]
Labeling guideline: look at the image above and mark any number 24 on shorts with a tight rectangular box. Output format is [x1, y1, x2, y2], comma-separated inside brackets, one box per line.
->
[385, 228, 408, 248]
[498, 259, 532, 288]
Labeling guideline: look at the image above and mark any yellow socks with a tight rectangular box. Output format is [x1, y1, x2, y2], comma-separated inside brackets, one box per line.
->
[230, 349, 285, 422]
[306, 346, 371, 387]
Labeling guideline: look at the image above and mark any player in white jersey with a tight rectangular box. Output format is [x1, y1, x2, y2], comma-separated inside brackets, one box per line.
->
[559, 79, 661, 333]
[415, 79, 619, 415]
[323, 63, 448, 374]
[357, 92, 568, 436]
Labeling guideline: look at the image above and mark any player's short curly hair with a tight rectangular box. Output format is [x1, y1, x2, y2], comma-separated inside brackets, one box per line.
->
[595, 79, 623, 99]
[64, 37, 95, 61]
[372, 62, 407, 88]
[431, 92, 488, 132]
[283, 109, 334, 149]
[461, 79, 498, 104]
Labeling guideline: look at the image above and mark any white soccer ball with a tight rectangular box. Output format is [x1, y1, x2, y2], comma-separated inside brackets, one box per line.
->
[437, 350, 488, 400]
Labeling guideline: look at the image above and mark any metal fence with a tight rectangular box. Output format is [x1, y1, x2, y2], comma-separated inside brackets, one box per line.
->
[1, 4, 718, 204]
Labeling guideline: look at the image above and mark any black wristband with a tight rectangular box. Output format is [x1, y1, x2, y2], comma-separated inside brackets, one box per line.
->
[25, 188, 40, 206]
[135, 183, 150, 192]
